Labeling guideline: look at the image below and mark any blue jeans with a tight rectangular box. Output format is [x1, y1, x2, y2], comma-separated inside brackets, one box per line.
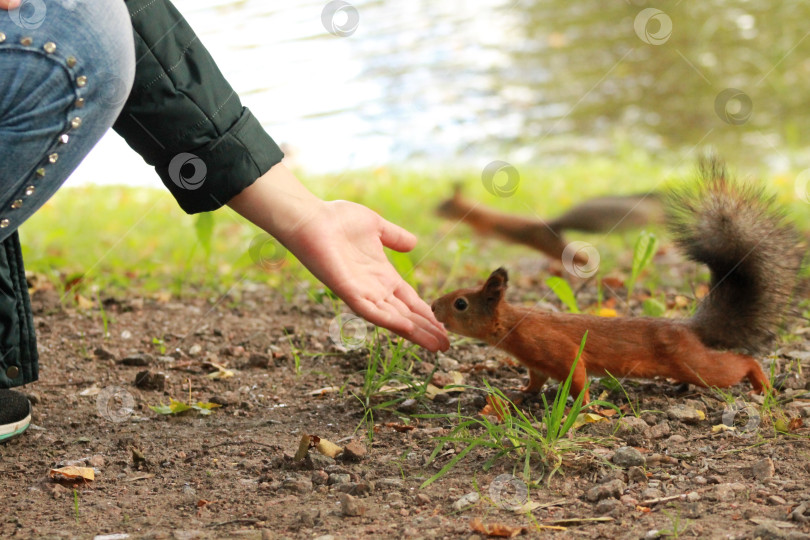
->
[0, 0, 135, 242]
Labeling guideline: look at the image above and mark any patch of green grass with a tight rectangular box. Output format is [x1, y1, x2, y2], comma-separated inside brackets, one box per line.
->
[659, 509, 691, 538]
[545, 276, 580, 313]
[420, 332, 617, 488]
[351, 331, 430, 441]
[627, 230, 658, 306]
[73, 489, 80, 524]
[600, 372, 663, 419]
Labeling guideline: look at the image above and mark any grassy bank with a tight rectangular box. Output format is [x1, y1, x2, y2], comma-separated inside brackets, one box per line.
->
[18, 154, 808, 303]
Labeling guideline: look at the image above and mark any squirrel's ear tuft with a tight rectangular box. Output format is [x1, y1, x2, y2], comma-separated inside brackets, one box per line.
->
[489, 268, 509, 286]
[483, 268, 508, 307]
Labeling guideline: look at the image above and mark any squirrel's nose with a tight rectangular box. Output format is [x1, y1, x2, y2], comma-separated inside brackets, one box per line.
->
[430, 301, 436, 312]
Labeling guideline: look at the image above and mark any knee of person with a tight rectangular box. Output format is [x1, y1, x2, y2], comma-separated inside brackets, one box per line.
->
[78, 0, 137, 115]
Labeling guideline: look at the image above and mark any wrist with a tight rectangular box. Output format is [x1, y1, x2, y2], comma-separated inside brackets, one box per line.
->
[227, 163, 325, 244]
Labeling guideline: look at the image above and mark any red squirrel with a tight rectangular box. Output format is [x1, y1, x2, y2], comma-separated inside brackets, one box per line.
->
[436, 184, 665, 261]
[431, 158, 804, 403]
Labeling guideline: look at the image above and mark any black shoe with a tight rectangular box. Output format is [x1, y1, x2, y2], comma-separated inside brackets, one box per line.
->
[0, 389, 31, 441]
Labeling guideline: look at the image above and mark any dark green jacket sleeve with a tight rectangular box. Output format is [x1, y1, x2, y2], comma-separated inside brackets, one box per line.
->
[113, 0, 284, 214]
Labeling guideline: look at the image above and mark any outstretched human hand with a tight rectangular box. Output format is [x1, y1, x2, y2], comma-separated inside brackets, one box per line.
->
[0, 0, 21, 9]
[228, 163, 449, 352]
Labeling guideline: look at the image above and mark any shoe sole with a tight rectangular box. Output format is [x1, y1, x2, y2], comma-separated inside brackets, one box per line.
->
[0, 412, 31, 441]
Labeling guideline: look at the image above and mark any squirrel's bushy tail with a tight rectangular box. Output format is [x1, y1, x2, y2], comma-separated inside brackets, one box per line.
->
[666, 156, 803, 354]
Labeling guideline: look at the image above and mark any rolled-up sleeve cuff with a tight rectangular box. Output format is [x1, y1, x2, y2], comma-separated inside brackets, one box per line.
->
[155, 107, 284, 214]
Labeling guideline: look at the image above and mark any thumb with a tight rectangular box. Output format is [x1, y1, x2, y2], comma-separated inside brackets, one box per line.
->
[0, 0, 21, 10]
[378, 217, 417, 253]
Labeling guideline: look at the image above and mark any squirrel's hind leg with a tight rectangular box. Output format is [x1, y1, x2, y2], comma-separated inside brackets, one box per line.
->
[521, 369, 549, 393]
[743, 356, 771, 394]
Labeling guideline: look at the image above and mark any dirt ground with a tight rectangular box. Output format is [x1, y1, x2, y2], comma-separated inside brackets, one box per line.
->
[1, 263, 809, 540]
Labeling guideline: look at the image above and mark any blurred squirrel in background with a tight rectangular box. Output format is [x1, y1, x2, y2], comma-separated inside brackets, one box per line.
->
[436, 184, 665, 261]
[432, 157, 804, 403]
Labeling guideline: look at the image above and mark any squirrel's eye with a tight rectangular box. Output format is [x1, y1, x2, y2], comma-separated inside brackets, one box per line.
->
[453, 298, 469, 311]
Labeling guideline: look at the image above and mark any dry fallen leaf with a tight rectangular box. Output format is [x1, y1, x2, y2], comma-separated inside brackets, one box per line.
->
[293, 434, 312, 462]
[712, 423, 737, 433]
[596, 407, 618, 417]
[308, 386, 341, 397]
[571, 412, 609, 430]
[78, 385, 101, 397]
[205, 361, 234, 380]
[470, 517, 526, 537]
[378, 383, 410, 394]
[384, 422, 416, 432]
[49, 466, 94, 482]
[75, 294, 94, 310]
[315, 437, 343, 458]
[425, 374, 466, 400]
[775, 416, 803, 433]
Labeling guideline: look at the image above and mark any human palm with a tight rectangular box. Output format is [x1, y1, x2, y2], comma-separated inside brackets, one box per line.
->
[283, 200, 449, 352]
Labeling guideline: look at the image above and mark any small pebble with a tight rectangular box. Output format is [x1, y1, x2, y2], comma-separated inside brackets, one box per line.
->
[585, 479, 625, 502]
[247, 353, 270, 368]
[119, 353, 153, 366]
[595, 498, 622, 516]
[94, 347, 116, 361]
[644, 422, 671, 440]
[452, 492, 480, 511]
[134, 370, 166, 391]
[751, 457, 775, 481]
[613, 446, 645, 468]
[616, 416, 649, 436]
[282, 474, 313, 494]
[640, 488, 664, 500]
[311, 470, 328, 485]
[328, 473, 351, 486]
[339, 493, 365, 517]
[627, 466, 648, 484]
[667, 404, 703, 424]
[376, 478, 405, 489]
[397, 398, 418, 414]
[341, 441, 367, 462]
